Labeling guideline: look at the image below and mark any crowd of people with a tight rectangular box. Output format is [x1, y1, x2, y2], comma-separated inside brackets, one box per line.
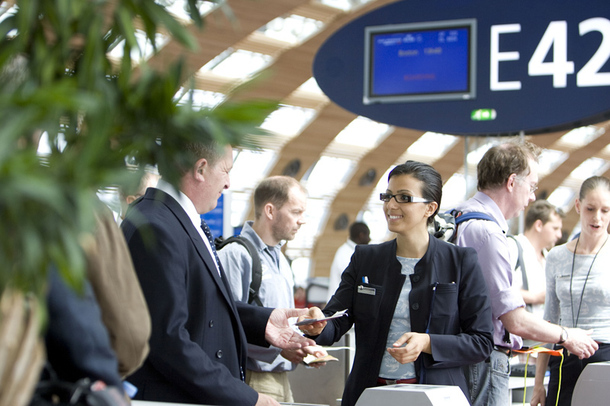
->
[37, 138, 609, 406]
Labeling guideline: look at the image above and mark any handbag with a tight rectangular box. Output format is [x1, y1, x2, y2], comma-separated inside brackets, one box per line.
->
[29, 365, 127, 406]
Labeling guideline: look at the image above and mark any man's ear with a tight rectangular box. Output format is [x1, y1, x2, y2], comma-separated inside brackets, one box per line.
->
[507, 173, 518, 192]
[264, 202, 275, 220]
[194, 158, 208, 180]
[533, 219, 544, 232]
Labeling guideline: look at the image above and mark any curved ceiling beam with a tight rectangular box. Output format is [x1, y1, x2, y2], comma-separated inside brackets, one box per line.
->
[141, 0, 310, 80]
[230, 0, 398, 102]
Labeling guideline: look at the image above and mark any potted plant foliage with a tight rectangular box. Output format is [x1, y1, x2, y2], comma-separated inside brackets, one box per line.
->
[0, 1, 275, 403]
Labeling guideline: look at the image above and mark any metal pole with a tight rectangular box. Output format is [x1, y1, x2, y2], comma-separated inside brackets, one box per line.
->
[518, 130, 525, 235]
[464, 135, 469, 200]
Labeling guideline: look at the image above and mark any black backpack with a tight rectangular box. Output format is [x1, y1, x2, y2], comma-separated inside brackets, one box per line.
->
[215, 236, 263, 306]
[433, 210, 499, 243]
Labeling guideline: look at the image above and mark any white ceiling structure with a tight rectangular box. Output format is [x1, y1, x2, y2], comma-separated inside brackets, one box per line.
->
[14, 0, 610, 285]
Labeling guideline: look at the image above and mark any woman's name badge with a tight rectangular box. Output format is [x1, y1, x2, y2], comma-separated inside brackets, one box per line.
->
[358, 285, 376, 295]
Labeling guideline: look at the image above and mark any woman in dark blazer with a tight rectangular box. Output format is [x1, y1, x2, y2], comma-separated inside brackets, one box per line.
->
[314, 160, 494, 406]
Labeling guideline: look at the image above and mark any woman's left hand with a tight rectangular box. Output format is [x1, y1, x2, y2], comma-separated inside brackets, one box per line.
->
[387, 332, 431, 364]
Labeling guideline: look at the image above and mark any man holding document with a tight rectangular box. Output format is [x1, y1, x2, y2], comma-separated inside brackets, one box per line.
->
[301, 161, 494, 406]
[122, 143, 320, 406]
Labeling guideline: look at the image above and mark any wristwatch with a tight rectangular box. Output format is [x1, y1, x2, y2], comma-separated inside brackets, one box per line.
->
[557, 326, 568, 345]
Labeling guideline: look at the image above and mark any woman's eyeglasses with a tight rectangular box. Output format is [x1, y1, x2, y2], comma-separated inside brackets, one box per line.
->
[379, 193, 432, 204]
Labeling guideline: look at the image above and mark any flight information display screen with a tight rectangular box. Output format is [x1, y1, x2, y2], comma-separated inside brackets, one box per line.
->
[364, 19, 477, 104]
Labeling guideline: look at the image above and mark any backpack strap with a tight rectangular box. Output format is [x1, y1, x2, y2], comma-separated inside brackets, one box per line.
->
[453, 210, 498, 225]
[506, 235, 533, 313]
[445, 209, 500, 243]
[507, 235, 527, 280]
[215, 236, 264, 307]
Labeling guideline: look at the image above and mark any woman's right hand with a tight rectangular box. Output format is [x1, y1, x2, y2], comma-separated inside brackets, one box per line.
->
[529, 382, 546, 406]
[297, 307, 327, 336]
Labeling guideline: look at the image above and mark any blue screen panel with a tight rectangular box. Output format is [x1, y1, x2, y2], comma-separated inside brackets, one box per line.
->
[364, 19, 476, 104]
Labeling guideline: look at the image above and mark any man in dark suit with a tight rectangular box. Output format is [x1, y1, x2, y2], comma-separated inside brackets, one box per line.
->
[121, 142, 317, 406]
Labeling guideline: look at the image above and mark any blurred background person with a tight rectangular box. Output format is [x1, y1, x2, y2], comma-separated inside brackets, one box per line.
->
[531, 176, 610, 406]
[117, 170, 160, 225]
[326, 221, 370, 304]
[509, 200, 564, 320]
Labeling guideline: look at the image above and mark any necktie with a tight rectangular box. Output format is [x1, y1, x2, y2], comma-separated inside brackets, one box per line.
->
[201, 220, 222, 275]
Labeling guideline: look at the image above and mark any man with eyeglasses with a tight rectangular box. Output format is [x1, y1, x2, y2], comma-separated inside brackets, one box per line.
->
[453, 141, 598, 406]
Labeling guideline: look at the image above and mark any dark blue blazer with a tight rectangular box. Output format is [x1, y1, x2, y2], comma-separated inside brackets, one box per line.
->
[318, 236, 494, 406]
[122, 188, 273, 405]
[45, 268, 122, 389]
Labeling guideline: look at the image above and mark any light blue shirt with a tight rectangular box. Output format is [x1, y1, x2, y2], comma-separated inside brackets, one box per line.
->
[218, 221, 296, 372]
[455, 192, 525, 349]
[379, 256, 418, 380]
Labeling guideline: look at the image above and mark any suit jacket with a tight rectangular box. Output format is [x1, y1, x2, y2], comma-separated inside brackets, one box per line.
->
[121, 188, 273, 405]
[317, 236, 494, 406]
[45, 268, 123, 390]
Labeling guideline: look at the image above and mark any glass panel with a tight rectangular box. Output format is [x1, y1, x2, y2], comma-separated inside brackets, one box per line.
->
[260, 105, 316, 137]
[304, 156, 356, 198]
[332, 116, 391, 149]
[260, 14, 324, 45]
[208, 49, 272, 79]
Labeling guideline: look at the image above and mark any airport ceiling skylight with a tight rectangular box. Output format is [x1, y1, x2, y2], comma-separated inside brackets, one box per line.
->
[407, 132, 459, 159]
[570, 157, 610, 181]
[108, 30, 170, 63]
[304, 156, 357, 199]
[332, 116, 391, 149]
[317, 0, 376, 12]
[159, 0, 219, 23]
[557, 125, 603, 149]
[537, 149, 569, 179]
[547, 186, 577, 214]
[206, 49, 273, 79]
[260, 14, 324, 45]
[175, 88, 226, 109]
[260, 105, 317, 139]
[297, 77, 325, 95]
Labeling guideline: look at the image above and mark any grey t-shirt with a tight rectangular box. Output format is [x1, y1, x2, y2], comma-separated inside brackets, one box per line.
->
[379, 256, 418, 380]
[544, 242, 610, 344]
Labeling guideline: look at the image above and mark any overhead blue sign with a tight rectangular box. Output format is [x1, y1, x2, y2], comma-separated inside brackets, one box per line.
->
[313, 0, 610, 135]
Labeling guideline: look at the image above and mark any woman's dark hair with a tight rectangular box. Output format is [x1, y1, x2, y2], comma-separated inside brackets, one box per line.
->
[388, 160, 442, 225]
[579, 176, 610, 201]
